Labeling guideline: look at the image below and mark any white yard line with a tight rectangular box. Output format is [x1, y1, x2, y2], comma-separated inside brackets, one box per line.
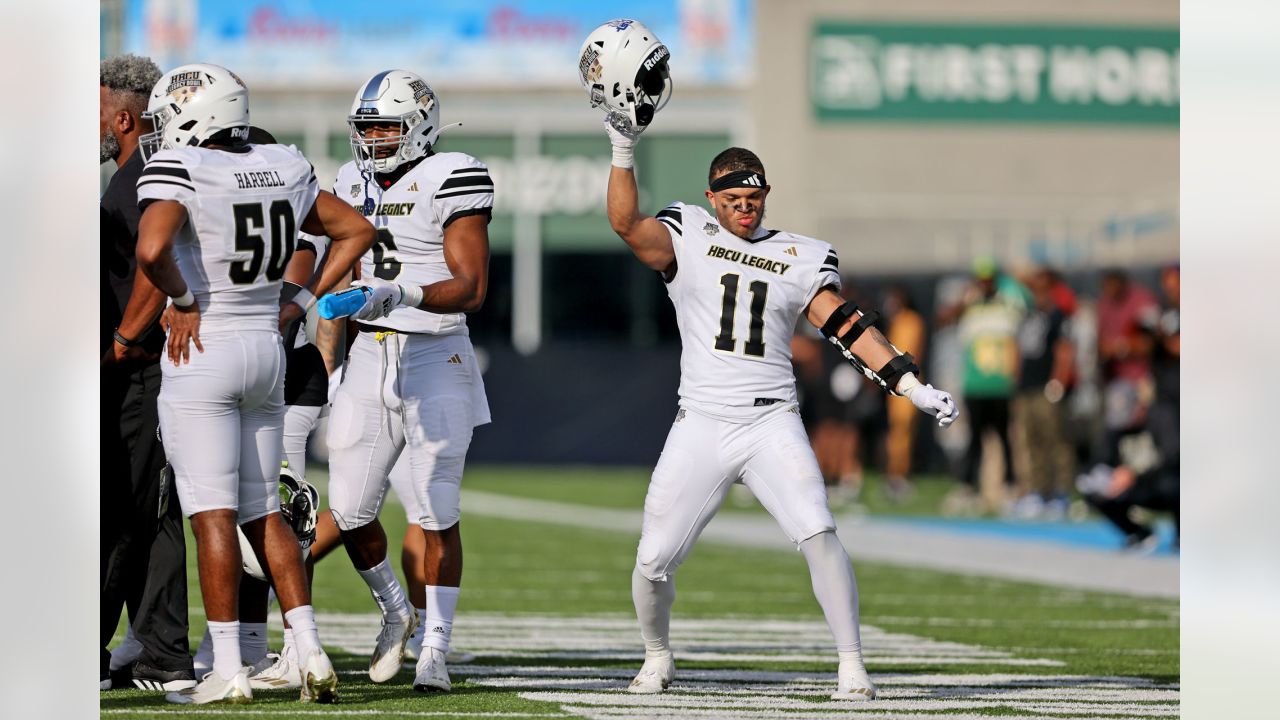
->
[460, 490, 1178, 599]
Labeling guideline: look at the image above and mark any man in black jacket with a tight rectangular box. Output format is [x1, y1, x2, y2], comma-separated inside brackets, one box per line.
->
[100, 53, 195, 691]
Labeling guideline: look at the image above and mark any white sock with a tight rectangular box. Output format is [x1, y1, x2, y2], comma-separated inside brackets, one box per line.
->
[799, 531, 863, 656]
[284, 605, 322, 664]
[109, 624, 141, 671]
[631, 567, 675, 656]
[281, 628, 296, 660]
[208, 621, 242, 681]
[422, 585, 460, 653]
[240, 622, 268, 665]
[357, 558, 412, 621]
[193, 626, 214, 674]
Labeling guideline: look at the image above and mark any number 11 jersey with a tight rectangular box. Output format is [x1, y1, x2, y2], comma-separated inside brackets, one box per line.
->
[332, 152, 494, 335]
[656, 201, 842, 412]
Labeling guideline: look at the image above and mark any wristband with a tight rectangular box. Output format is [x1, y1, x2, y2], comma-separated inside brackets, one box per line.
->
[612, 144, 634, 169]
[896, 372, 922, 398]
[290, 286, 317, 312]
[172, 289, 195, 308]
[113, 328, 138, 348]
[399, 284, 424, 309]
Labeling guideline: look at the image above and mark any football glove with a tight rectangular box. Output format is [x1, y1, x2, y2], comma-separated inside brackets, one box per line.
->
[604, 113, 641, 168]
[350, 278, 404, 321]
[906, 384, 959, 427]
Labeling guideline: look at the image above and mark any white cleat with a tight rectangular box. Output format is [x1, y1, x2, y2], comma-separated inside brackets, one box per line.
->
[404, 625, 424, 662]
[413, 648, 452, 693]
[299, 649, 339, 704]
[627, 652, 675, 694]
[830, 659, 877, 701]
[369, 608, 417, 683]
[248, 651, 302, 690]
[165, 669, 252, 705]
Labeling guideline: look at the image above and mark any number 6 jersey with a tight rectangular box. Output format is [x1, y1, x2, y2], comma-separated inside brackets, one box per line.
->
[136, 143, 320, 332]
[332, 152, 494, 335]
[656, 201, 842, 413]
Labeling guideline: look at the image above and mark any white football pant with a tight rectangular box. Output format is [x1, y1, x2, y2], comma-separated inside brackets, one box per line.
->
[327, 331, 488, 532]
[157, 330, 286, 522]
[635, 403, 836, 582]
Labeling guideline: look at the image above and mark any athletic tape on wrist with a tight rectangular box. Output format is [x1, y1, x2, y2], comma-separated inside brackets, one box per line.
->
[172, 289, 195, 308]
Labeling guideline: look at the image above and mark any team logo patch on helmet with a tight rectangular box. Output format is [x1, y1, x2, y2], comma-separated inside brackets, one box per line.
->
[579, 45, 602, 84]
[608, 19, 634, 31]
[408, 79, 435, 107]
[166, 70, 204, 103]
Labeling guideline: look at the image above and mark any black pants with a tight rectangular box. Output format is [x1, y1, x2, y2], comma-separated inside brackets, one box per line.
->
[962, 395, 1014, 489]
[1087, 466, 1180, 541]
[101, 363, 191, 674]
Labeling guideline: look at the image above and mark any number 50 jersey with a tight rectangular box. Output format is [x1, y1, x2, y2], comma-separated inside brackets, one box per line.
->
[136, 144, 320, 332]
[656, 201, 842, 412]
[333, 152, 494, 336]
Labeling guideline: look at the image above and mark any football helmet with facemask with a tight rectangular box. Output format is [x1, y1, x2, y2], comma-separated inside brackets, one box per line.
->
[238, 463, 321, 582]
[348, 70, 458, 174]
[578, 19, 672, 131]
[139, 63, 250, 162]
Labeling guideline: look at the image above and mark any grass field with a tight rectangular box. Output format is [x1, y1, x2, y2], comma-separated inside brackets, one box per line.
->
[102, 465, 1179, 719]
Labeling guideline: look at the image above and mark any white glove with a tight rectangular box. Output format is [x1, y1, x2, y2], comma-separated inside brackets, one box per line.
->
[604, 113, 641, 168]
[350, 278, 403, 321]
[904, 382, 960, 428]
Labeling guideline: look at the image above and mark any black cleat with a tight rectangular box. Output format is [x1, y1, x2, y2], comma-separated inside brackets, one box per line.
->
[119, 660, 197, 692]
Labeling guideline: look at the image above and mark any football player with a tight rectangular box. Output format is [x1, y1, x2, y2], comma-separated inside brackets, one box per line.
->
[129, 63, 375, 704]
[318, 69, 493, 692]
[584, 19, 959, 701]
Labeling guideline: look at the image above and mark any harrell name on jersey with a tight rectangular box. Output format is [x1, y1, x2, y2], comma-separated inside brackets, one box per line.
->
[655, 201, 842, 410]
[334, 152, 494, 335]
[136, 143, 320, 331]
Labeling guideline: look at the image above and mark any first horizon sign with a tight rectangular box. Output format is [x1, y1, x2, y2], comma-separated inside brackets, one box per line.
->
[811, 23, 1178, 124]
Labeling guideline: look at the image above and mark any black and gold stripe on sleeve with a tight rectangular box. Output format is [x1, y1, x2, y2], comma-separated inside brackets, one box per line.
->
[822, 250, 839, 274]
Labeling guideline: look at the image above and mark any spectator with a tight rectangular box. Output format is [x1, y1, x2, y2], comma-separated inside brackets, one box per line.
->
[882, 286, 926, 503]
[938, 258, 1027, 514]
[1010, 268, 1076, 519]
[1079, 264, 1179, 550]
[1095, 269, 1159, 465]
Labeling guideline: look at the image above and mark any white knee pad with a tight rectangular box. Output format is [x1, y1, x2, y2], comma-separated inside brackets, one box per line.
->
[635, 533, 679, 583]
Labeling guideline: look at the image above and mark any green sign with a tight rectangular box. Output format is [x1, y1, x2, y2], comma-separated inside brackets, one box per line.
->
[811, 23, 1178, 124]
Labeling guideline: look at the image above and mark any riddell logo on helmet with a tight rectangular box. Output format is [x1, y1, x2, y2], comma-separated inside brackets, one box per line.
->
[643, 46, 669, 72]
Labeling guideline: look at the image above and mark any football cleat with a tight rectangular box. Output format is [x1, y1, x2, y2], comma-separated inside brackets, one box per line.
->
[118, 660, 197, 692]
[627, 651, 675, 694]
[248, 651, 302, 690]
[830, 659, 877, 701]
[404, 624, 424, 662]
[299, 649, 339, 704]
[413, 648, 451, 693]
[369, 607, 417, 683]
[165, 668, 251, 705]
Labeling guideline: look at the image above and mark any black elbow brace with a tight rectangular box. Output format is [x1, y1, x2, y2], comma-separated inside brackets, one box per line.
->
[819, 301, 918, 395]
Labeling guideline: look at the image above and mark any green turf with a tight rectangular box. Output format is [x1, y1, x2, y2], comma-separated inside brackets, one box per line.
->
[464, 464, 963, 516]
[103, 464, 1178, 719]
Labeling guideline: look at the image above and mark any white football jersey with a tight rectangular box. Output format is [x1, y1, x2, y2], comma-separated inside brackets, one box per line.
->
[657, 202, 841, 413]
[136, 144, 320, 332]
[333, 151, 494, 335]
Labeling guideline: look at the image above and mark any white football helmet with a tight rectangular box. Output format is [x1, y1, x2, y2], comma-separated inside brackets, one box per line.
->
[238, 463, 321, 583]
[578, 19, 672, 130]
[349, 69, 455, 174]
[139, 63, 250, 162]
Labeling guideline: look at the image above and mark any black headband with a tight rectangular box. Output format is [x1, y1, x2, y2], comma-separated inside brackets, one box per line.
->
[709, 169, 767, 192]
